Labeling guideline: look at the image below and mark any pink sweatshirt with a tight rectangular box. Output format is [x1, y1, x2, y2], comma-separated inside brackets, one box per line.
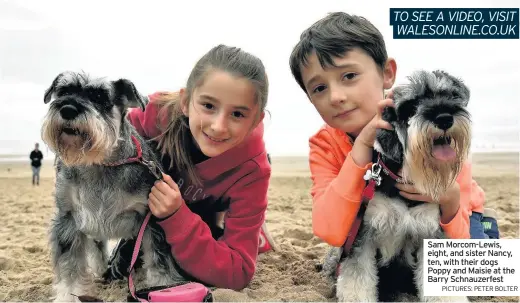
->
[126, 92, 271, 290]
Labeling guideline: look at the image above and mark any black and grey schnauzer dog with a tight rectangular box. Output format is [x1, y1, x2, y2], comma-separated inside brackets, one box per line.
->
[41, 71, 186, 302]
[321, 70, 472, 302]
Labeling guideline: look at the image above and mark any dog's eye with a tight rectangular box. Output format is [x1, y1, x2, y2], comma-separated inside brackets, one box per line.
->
[88, 91, 104, 102]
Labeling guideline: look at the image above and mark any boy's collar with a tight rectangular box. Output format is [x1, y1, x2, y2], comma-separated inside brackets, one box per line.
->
[345, 132, 356, 143]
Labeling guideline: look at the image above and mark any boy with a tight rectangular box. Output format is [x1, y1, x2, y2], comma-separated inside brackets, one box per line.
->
[288, 12, 498, 246]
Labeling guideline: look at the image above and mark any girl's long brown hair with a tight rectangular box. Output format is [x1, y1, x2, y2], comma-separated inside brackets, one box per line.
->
[151, 45, 269, 187]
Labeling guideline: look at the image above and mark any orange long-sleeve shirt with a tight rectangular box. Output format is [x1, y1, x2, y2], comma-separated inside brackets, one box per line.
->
[309, 124, 485, 247]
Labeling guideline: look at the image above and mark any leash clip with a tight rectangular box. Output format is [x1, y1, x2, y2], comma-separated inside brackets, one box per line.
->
[142, 159, 164, 181]
[363, 163, 382, 186]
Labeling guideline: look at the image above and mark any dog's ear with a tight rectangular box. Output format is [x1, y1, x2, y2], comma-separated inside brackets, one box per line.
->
[375, 105, 403, 162]
[112, 79, 148, 111]
[44, 73, 64, 104]
[375, 128, 404, 163]
[381, 104, 397, 124]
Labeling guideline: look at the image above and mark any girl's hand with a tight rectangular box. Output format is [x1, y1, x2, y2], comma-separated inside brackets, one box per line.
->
[148, 173, 184, 219]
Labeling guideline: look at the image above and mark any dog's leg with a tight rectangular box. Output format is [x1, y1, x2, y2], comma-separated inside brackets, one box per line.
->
[141, 222, 186, 287]
[87, 239, 108, 278]
[336, 240, 378, 302]
[414, 244, 468, 302]
[110, 211, 145, 239]
[50, 212, 92, 302]
[320, 246, 343, 280]
[101, 211, 147, 282]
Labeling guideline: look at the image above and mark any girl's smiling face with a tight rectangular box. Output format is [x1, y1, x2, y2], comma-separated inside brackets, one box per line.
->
[182, 69, 263, 157]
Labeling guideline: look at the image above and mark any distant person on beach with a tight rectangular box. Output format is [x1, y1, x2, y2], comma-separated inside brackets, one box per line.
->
[30, 143, 43, 186]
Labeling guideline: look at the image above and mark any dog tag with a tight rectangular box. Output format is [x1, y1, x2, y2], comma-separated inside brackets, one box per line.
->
[363, 163, 382, 186]
[363, 170, 373, 181]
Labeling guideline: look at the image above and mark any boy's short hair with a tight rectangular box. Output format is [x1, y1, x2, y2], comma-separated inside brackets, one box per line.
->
[289, 12, 388, 93]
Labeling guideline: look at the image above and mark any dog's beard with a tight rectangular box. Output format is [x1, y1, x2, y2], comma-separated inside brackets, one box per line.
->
[402, 115, 471, 202]
[41, 108, 119, 166]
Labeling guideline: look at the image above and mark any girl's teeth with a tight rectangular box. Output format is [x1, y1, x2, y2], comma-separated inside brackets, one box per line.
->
[208, 134, 225, 142]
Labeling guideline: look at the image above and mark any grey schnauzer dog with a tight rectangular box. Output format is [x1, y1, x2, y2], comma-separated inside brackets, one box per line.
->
[321, 70, 472, 302]
[41, 71, 186, 302]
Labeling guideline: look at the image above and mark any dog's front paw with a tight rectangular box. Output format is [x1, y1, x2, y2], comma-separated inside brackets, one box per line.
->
[336, 276, 377, 302]
[53, 281, 75, 302]
[423, 296, 469, 302]
[336, 291, 377, 303]
[53, 292, 79, 303]
[53, 276, 96, 302]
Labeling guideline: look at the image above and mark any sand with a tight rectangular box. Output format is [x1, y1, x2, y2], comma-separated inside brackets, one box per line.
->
[0, 153, 518, 302]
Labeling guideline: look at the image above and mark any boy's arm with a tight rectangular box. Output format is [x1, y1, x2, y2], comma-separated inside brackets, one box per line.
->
[310, 131, 372, 247]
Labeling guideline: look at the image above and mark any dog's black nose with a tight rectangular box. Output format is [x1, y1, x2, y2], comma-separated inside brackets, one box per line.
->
[434, 113, 454, 130]
[60, 105, 79, 120]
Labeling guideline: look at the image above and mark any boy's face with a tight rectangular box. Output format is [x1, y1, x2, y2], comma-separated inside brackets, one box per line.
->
[301, 48, 395, 137]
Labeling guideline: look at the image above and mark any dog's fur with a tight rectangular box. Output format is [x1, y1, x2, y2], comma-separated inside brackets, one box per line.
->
[322, 70, 472, 302]
[42, 71, 187, 302]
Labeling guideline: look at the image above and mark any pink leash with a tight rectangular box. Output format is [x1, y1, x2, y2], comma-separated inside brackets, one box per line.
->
[127, 212, 152, 302]
[102, 136, 164, 301]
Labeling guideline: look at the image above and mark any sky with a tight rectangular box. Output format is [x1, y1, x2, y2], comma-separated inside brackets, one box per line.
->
[1, 0, 519, 157]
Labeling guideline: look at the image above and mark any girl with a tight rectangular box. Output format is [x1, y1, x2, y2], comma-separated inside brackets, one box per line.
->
[104, 44, 272, 290]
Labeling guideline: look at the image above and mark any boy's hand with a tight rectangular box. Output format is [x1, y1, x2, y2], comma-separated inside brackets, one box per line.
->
[351, 98, 394, 167]
[148, 173, 184, 219]
[395, 182, 461, 224]
[356, 98, 395, 148]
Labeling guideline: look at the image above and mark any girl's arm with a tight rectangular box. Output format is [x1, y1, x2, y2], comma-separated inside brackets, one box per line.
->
[157, 163, 270, 290]
[126, 94, 164, 139]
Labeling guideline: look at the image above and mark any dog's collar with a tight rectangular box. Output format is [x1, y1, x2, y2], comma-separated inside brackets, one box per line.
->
[362, 154, 405, 186]
[377, 154, 405, 184]
[103, 135, 143, 166]
[102, 135, 163, 180]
